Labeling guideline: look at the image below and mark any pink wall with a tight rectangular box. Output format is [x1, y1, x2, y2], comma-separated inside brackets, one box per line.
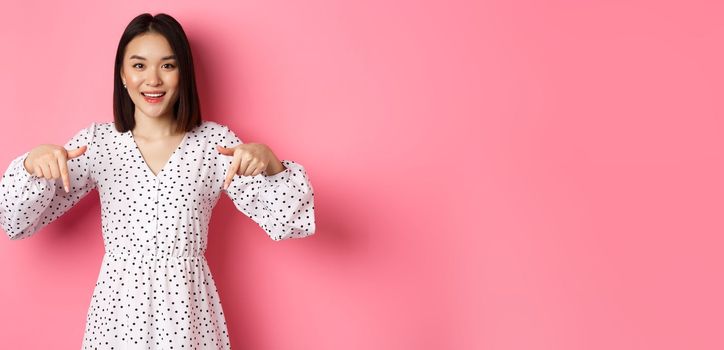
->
[1, 0, 722, 349]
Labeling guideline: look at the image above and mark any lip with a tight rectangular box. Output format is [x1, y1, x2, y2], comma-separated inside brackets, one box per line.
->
[142, 93, 165, 104]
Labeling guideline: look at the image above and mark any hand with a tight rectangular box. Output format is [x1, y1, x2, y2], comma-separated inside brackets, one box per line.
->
[24, 144, 88, 193]
[216, 143, 277, 189]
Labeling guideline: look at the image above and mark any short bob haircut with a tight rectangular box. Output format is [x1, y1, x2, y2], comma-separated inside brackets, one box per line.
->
[112, 13, 202, 133]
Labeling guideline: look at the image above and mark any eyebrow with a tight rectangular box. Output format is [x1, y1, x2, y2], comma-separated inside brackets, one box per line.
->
[129, 54, 176, 60]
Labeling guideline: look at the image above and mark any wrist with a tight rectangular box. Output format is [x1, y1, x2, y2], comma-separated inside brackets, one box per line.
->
[265, 158, 285, 176]
[23, 156, 33, 175]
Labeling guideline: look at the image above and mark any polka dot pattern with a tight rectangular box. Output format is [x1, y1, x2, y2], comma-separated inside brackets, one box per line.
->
[0, 120, 317, 349]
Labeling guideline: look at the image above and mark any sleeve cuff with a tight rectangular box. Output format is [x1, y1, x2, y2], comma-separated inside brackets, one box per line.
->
[9, 151, 54, 191]
[261, 160, 294, 184]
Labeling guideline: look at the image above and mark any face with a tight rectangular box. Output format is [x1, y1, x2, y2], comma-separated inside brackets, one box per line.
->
[120, 33, 180, 122]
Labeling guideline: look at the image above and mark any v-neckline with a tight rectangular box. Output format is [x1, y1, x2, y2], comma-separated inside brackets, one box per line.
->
[129, 128, 190, 179]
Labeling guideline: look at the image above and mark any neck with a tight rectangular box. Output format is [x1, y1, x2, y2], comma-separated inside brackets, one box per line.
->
[132, 110, 180, 138]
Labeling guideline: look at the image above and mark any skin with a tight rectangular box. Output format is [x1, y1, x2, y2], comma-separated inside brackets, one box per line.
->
[24, 32, 286, 193]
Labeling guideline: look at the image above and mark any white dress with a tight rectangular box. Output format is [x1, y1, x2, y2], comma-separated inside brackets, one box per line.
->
[0, 120, 316, 349]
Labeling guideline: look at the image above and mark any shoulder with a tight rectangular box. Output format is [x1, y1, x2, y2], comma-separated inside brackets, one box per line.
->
[75, 122, 123, 148]
[69, 121, 105, 141]
[197, 120, 229, 134]
[63, 121, 108, 153]
[88, 121, 118, 140]
[196, 120, 243, 145]
[85, 121, 116, 134]
[195, 120, 235, 139]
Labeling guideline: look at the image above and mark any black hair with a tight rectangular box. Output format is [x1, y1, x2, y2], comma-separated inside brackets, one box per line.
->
[112, 13, 202, 133]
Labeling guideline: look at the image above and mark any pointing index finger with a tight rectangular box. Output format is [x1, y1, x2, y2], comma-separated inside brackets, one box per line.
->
[57, 152, 70, 193]
[224, 151, 242, 190]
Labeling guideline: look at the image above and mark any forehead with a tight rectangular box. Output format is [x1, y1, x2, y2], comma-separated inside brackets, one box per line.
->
[125, 33, 174, 59]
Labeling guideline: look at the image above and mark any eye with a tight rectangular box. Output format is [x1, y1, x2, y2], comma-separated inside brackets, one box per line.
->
[163, 63, 176, 69]
[133, 63, 143, 69]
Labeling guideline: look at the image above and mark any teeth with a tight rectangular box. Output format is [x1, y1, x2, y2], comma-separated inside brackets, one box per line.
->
[143, 92, 165, 97]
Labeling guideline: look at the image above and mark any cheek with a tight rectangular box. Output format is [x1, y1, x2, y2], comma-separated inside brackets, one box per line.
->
[128, 74, 144, 84]
[124, 73, 144, 88]
[166, 73, 179, 86]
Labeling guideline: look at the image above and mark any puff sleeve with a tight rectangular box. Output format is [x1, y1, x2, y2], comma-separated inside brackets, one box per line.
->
[216, 125, 316, 241]
[0, 122, 97, 240]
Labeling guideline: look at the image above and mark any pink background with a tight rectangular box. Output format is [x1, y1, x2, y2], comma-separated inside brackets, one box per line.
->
[1, 0, 722, 349]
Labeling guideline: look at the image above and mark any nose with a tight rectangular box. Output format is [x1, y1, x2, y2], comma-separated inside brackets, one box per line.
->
[145, 68, 162, 86]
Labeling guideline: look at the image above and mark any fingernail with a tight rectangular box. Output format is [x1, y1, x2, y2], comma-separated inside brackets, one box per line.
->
[65, 186, 69, 193]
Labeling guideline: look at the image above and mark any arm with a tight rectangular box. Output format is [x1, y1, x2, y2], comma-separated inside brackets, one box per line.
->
[0, 122, 97, 240]
[217, 126, 316, 241]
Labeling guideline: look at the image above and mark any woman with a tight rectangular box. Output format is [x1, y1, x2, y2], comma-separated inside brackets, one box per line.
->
[0, 13, 316, 349]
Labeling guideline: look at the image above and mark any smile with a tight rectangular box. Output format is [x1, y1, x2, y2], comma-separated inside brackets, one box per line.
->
[142, 92, 165, 103]
[141, 92, 166, 97]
